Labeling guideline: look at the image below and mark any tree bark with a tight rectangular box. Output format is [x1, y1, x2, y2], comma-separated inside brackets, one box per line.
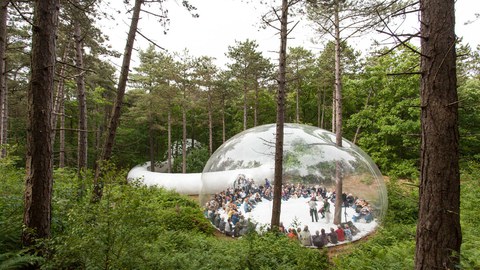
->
[222, 104, 226, 143]
[93, 0, 143, 201]
[74, 18, 87, 172]
[295, 65, 300, 123]
[182, 106, 187, 173]
[23, 0, 58, 247]
[414, 0, 461, 268]
[243, 80, 248, 131]
[1, 76, 7, 158]
[353, 87, 373, 144]
[208, 89, 213, 155]
[167, 110, 172, 173]
[254, 78, 259, 127]
[0, 0, 7, 158]
[51, 41, 69, 149]
[59, 93, 65, 168]
[271, 0, 288, 228]
[149, 123, 155, 172]
[333, 1, 343, 225]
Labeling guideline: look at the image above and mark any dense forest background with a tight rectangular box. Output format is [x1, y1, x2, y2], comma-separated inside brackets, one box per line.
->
[0, 0, 479, 269]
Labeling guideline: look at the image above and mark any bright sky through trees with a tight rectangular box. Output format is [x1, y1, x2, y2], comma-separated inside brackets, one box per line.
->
[100, 0, 479, 69]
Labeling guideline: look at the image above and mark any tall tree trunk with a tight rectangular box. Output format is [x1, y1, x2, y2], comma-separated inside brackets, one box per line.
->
[93, 0, 143, 201]
[271, 0, 288, 229]
[74, 18, 87, 173]
[167, 110, 172, 173]
[208, 91, 213, 155]
[0, 0, 7, 158]
[149, 122, 155, 172]
[317, 87, 321, 128]
[243, 81, 248, 131]
[321, 87, 326, 129]
[331, 88, 335, 132]
[414, 0, 461, 268]
[23, 0, 58, 247]
[333, 2, 343, 225]
[295, 65, 300, 123]
[222, 97, 226, 143]
[1, 77, 6, 158]
[353, 87, 373, 144]
[182, 106, 187, 173]
[59, 94, 65, 168]
[254, 79, 258, 126]
[51, 42, 69, 149]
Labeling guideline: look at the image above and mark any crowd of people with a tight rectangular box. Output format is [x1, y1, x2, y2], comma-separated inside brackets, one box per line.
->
[284, 224, 354, 248]
[203, 174, 374, 245]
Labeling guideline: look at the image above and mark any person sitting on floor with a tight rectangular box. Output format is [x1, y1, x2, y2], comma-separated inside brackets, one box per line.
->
[312, 230, 324, 248]
[344, 224, 353, 241]
[328, 227, 338, 244]
[287, 228, 298, 240]
[299, 225, 312, 246]
[335, 224, 345, 242]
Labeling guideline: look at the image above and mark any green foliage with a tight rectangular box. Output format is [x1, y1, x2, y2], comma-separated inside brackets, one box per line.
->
[331, 181, 419, 269]
[3, 159, 480, 269]
[241, 232, 328, 270]
[0, 252, 45, 270]
[0, 156, 46, 269]
[458, 77, 480, 163]
[346, 47, 421, 179]
[45, 169, 214, 269]
[185, 147, 209, 173]
[459, 163, 480, 269]
[383, 180, 418, 226]
[0, 157, 24, 254]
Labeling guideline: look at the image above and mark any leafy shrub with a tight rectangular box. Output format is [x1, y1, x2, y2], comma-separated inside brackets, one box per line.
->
[45, 169, 214, 269]
[383, 179, 419, 226]
[0, 157, 24, 253]
[459, 164, 480, 269]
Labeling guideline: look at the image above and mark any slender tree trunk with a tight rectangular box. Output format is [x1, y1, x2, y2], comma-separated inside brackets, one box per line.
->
[208, 91, 213, 155]
[59, 94, 65, 168]
[23, 0, 58, 247]
[182, 107, 187, 173]
[93, 0, 143, 201]
[333, 2, 343, 225]
[295, 65, 300, 123]
[149, 123, 155, 172]
[321, 87, 326, 129]
[167, 110, 172, 173]
[254, 79, 258, 126]
[331, 88, 335, 132]
[51, 42, 69, 149]
[414, 0, 461, 268]
[271, 0, 288, 229]
[1, 77, 6, 158]
[243, 81, 248, 130]
[222, 105, 226, 143]
[353, 87, 373, 144]
[182, 106, 186, 173]
[0, 0, 7, 158]
[317, 87, 321, 128]
[74, 18, 87, 172]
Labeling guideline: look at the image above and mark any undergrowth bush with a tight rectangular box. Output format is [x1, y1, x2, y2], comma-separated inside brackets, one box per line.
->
[45, 168, 328, 269]
[332, 180, 418, 270]
[459, 162, 480, 269]
[0, 154, 45, 269]
[2, 158, 479, 269]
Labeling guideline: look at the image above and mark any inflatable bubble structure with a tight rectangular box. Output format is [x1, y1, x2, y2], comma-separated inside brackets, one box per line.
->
[201, 123, 387, 244]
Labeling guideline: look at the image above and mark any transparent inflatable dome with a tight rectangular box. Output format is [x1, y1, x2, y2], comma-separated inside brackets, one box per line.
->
[201, 123, 387, 244]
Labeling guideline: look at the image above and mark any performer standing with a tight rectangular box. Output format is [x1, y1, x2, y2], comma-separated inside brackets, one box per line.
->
[308, 197, 319, 222]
